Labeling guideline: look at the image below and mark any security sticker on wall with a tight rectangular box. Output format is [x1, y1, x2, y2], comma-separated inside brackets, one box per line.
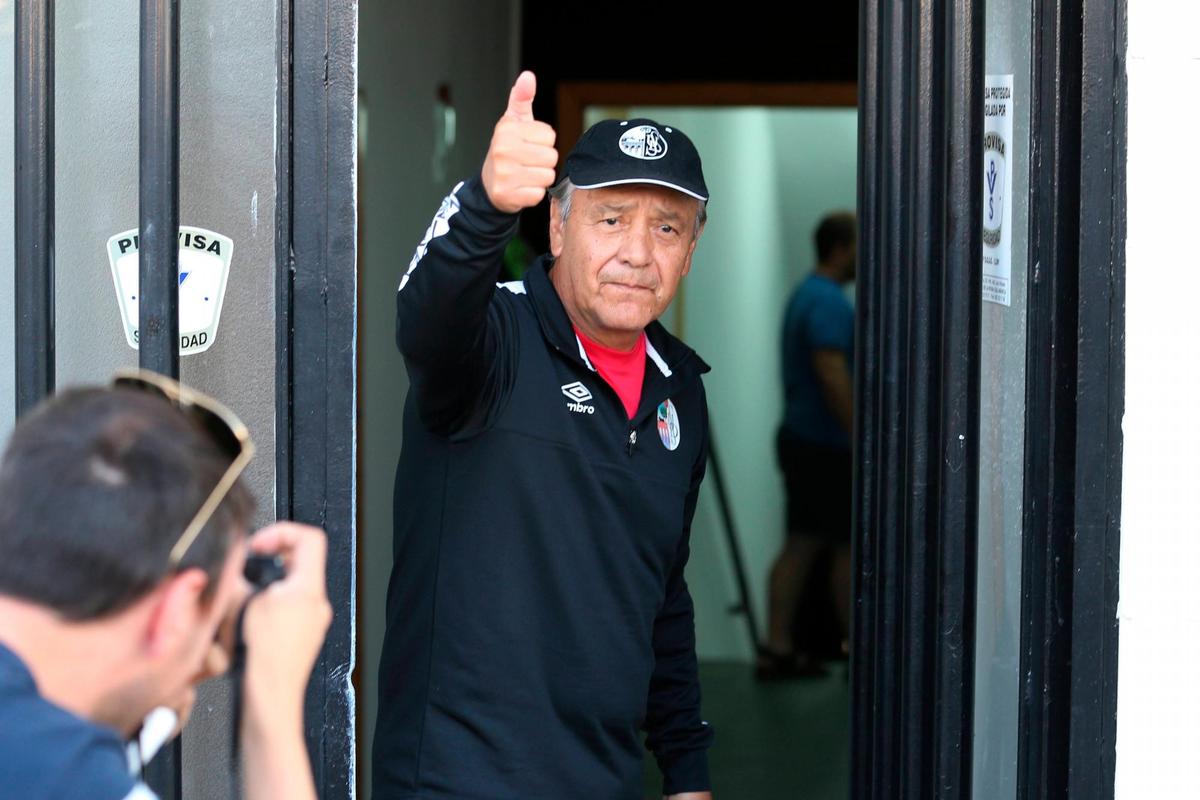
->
[107, 227, 234, 356]
[982, 74, 1014, 307]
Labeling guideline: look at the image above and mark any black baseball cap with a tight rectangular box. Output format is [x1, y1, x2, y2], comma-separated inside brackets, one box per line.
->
[563, 118, 709, 202]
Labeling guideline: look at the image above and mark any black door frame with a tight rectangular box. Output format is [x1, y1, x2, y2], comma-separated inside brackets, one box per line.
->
[853, 0, 984, 797]
[855, 1, 1126, 798]
[1016, 0, 1126, 797]
[277, 0, 358, 798]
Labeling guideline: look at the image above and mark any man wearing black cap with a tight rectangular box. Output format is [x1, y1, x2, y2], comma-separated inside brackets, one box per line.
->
[373, 71, 714, 799]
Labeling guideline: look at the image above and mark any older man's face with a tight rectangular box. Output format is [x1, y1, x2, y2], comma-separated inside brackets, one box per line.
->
[549, 184, 702, 349]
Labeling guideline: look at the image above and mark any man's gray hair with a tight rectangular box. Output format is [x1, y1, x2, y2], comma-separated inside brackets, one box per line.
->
[548, 177, 708, 237]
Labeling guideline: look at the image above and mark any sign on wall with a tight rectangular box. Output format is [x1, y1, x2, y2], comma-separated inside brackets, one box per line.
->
[107, 226, 234, 356]
[983, 74, 1014, 307]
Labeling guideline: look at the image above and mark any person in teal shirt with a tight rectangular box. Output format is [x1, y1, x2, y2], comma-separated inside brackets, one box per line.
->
[760, 211, 856, 679]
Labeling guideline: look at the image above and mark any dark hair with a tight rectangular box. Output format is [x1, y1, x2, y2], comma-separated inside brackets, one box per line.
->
[0, 386, 255, 620]
[814, 211, 857, 263]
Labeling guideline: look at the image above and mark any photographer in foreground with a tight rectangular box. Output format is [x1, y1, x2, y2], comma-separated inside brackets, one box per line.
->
[0, 373, 331, 800]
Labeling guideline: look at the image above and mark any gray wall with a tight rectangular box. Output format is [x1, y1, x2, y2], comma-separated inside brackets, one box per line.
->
[53, 0, 278, 509]
[357, 0, 520, 790]
[972, 1, 1033, 798]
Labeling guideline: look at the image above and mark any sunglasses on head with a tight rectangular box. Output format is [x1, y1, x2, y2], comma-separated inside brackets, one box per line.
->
[112, 369, 256, 568]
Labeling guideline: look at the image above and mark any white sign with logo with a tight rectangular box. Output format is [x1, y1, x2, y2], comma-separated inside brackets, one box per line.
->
[107, 226, 234, 356]
[982, 74, 1014, 307]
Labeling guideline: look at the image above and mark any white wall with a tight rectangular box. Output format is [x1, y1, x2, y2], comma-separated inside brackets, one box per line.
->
[626, 107, 858, 661]
[1116, 4, 1200, 798]
[357, 0, 519, 790]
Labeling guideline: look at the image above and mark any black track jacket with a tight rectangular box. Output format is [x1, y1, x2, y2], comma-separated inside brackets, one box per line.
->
[373, 176, 714, 799]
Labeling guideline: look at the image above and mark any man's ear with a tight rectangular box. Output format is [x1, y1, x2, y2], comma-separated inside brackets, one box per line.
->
[681, 227, 702, 278]
[144, 568, 209, 659]
[549, 198, 565, 258]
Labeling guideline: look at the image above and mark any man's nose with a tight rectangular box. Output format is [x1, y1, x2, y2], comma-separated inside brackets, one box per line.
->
[617, 224, 653, 268]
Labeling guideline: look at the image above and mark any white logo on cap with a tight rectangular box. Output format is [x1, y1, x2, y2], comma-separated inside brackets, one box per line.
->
[618, 125, 668, 161]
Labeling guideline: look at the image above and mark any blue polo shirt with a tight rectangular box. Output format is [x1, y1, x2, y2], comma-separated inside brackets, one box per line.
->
[0, 639, 154, 800]
[781, 273, 855, 449]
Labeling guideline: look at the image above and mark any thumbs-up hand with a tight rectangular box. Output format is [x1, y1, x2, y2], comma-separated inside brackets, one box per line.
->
[481, 71, 559, 214]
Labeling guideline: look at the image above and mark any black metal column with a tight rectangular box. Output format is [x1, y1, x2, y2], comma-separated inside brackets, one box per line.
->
[1016, 0, 1083, 795]
[138, 0, 181, 380]
[139, 1, 182, 796]
[287, 0, 357, 796]
[14, 0, 55, 416]
[1015, 0, 1126, 798]
[853, 0, 985, 797]
[1067, 0, 1125, 793]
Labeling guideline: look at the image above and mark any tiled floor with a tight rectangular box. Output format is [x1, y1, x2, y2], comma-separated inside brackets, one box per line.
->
[643, 661, 850, 799]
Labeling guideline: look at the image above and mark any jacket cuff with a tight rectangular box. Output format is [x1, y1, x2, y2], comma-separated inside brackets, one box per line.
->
[661, 747, 712, 796]
[460, 175, 521, 231]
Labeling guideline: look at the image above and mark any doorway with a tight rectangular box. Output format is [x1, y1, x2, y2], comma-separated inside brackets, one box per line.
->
[571, 85, 858, 799]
